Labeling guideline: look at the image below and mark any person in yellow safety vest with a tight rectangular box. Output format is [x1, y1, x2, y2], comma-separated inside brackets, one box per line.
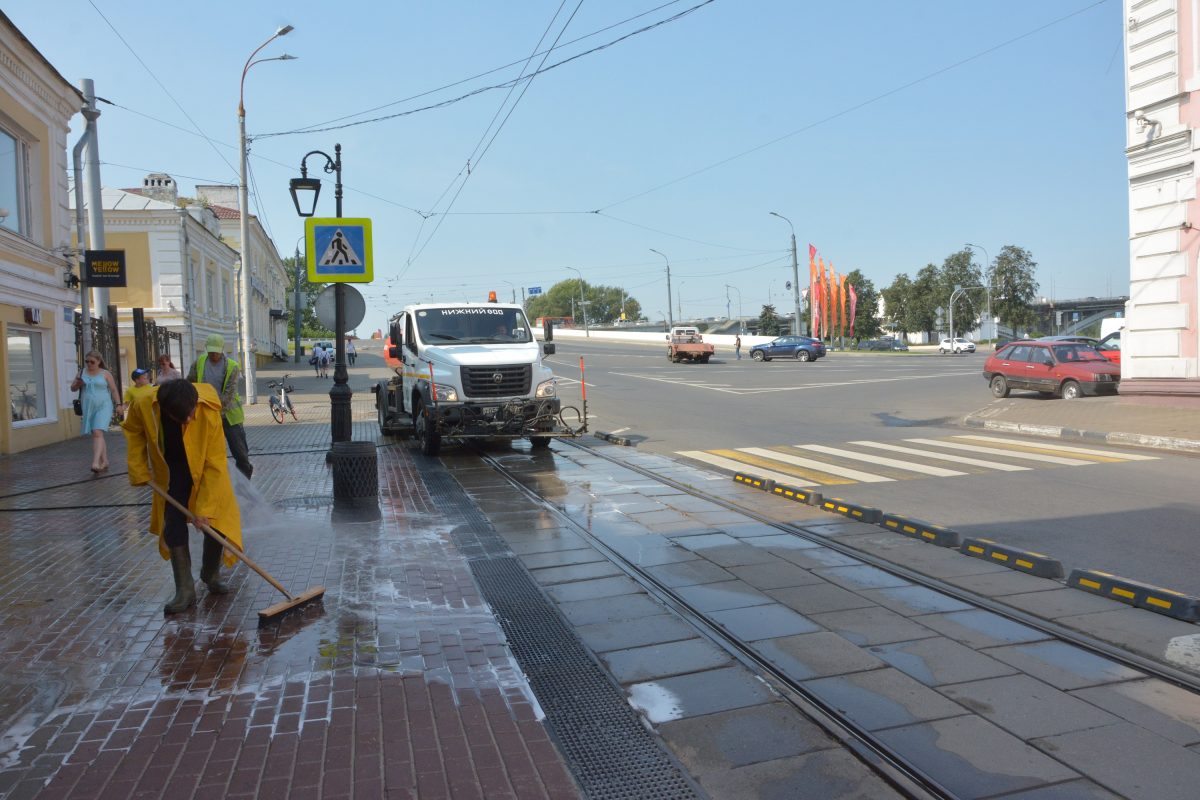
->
[123, 379, 243, 613]
[186, 334, 253, 480]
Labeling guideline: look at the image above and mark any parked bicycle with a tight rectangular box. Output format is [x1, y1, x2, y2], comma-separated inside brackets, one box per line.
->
[267, 374, 298, 423]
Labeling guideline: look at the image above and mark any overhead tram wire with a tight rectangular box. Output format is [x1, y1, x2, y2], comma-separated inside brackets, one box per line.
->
[87, 0, 240, 180]
[278, 0, 694, 136]
[597, 0, 1112, 211]
[256, 0, 716, 140]
[401, 1, 588, 274]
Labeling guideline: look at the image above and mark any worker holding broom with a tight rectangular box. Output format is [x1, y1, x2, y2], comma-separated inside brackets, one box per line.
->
[123, 379, 242, 614]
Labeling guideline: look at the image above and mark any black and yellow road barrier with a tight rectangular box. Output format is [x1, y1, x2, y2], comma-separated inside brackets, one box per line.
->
[879, 514, 961, 548]
[770, 482, 823, 507]
[960, 537, 1064, 579]
[819, 497, 881, 524]
[1068, 569, 1200, 622]
[733, 472, 772, 492]
[594, 431, 635, 446]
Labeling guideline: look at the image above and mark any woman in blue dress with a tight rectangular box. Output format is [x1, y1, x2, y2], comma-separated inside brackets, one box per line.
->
[70, 350, 123, 473]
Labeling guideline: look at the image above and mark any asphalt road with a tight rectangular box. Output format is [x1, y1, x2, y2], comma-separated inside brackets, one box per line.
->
[544, 337, 1200, 597]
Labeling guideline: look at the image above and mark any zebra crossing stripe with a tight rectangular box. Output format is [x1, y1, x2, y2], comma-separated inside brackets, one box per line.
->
[850, 440, 1031, 471]
[952, 435, 1158, 461]
[679, 451, 819, 487]
[904, 438, 1093, 466]
[795, 444, 967, 477]
[739, 447, 893, 483]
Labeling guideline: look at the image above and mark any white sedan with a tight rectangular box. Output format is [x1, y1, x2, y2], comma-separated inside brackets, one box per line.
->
[939, 337, 976, 354]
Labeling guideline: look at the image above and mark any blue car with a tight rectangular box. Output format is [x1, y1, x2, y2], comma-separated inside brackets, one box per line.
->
[749, 335, 826, 362]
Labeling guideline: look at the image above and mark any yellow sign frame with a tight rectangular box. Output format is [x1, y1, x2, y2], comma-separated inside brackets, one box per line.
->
[305, 217, 373, 283]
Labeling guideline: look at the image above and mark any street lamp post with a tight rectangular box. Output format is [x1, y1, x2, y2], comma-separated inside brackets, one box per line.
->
[725, 284, 742, 332]
[290, 144, 353, 446]
[769, 212, 803, 337]
[566, 267, 589, 337]
[238, 24, 295, 404]
[965, 243, 992, 342]
[292, 234, 304, 363]
[649, 249, 673, 329]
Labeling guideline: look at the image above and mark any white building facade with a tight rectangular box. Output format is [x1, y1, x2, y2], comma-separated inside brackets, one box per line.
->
[1124, 0, 1200, 393]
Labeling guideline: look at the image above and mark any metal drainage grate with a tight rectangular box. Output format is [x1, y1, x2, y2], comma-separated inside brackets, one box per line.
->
[273, 495, 335, 510]
[473, 558, 700, 800]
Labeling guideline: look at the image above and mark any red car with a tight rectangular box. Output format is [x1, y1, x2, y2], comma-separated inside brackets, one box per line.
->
[1098, 330, 1121, 365]
[983, 341, 1120, 400]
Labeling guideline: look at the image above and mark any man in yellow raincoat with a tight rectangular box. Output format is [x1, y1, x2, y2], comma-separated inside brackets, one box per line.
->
[123, 379, 243, 613]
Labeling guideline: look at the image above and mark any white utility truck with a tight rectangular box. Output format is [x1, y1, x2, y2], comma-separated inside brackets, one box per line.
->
[373, 298, 575, 455]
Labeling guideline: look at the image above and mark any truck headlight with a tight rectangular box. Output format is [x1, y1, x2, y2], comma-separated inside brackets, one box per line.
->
[432, 384, 458, 402]
[535, 378, 556, 398]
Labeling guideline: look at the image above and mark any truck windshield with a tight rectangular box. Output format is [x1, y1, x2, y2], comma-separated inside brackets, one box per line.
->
[415, 307, 531, 344]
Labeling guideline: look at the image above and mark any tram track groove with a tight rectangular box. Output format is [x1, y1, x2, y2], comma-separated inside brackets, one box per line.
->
[476, 438, 1200, 800]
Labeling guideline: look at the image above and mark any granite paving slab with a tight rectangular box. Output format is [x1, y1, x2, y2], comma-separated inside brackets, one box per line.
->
[808, 606, 939, 646]
[870, 637, 1016, 687]
[767, 582, 876, 615]
[801, 668, 968, 732]
[575, 613, 699, 654]
[1071, 679, 1200, 746]
[657, 702, 832, 773]
[938, 674, 1120, 739]
[753, 632, 885, 680]
[1033, 722, 1200, 800]
[708, 604, 822, 641]
[984, 641, 1145, 691]
[627, 667, 774, 723]
[601, 638, 734, 684]
[914, 608, 1052, 649]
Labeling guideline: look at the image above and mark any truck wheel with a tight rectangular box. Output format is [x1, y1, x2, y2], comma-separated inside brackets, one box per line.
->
[377, 398, 389, 433]
[751, 351, 765, 362]
[699, 355, 710, 363]
[414, 399, 441, 456]
[667, 348, 674, 360]
[796, 350, 811, 362]
[530, 436, 551, 450]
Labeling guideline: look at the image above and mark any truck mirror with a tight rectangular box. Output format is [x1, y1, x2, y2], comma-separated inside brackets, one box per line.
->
[389, 323, 402, 347]
[542, 343, 556, 356]
[388, 345, 401, 359]
[544, 321, 554, 341]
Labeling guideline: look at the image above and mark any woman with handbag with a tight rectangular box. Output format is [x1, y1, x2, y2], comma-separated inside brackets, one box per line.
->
[70, 350, 123, 473]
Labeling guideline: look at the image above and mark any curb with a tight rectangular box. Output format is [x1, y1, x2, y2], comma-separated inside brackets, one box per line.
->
[594, 431, 636, 446]
[962, 416, 1200, 454]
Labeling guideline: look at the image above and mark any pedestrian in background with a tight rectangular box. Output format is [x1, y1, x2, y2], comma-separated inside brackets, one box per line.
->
[187, 334, 253, 480]
[318, 345, 330, 378]
[123, 379, 243, 613]
[310, 343, 324, 376]
[70, 350, 122, 473]
[124, 368, 155, 413]
[346, 338, 356, 366]
[156, 354, 182, 384]
[735, 334, 742, 360]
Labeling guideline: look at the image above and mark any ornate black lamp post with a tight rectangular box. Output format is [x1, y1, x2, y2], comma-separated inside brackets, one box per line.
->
[289, 144, 352, 447]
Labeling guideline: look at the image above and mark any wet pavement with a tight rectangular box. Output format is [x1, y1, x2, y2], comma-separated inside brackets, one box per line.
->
[2, 355, 1200, 799]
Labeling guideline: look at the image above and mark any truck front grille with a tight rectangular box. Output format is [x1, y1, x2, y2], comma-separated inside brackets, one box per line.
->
[460, 365, 532, 398]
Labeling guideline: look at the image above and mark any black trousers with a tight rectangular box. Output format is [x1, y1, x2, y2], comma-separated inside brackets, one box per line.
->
[163, 463, 193, 548]
[222, 419, 253, 479]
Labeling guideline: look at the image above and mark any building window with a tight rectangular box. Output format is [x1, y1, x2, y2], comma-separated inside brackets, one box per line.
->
[0, 126, 28, 235]
[206, 269, 215, 311]
[223, 276, 231, 316]
[7, 329, 47, 423]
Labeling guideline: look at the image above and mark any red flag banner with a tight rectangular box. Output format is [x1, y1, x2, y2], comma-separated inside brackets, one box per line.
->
[812, 280, 822, 339]
[848, 283, 858, 334]
[835, 271, 844, 338]
[808, 245, 817, 337]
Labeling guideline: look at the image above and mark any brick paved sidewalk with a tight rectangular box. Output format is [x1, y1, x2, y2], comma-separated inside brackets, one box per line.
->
[0, 411, 579, 799]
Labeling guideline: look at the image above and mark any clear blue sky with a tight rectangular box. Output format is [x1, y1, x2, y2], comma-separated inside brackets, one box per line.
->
[7, 0, 1126, 333]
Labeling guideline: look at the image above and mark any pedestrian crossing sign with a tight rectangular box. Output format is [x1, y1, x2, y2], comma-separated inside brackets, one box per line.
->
[305, 217, 373, 283]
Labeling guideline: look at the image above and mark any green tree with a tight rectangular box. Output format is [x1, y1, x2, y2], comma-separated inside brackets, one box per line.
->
[756, 304, 785, 336]
[939, 249, 984, 336]
[841, 270, 881, 341]
[284, 256, 333, 338]
[907, 264, 940, 336]
[990, 244, 1039, 333]
[525, 279, 641, 325]
[881, 273, 913, 336]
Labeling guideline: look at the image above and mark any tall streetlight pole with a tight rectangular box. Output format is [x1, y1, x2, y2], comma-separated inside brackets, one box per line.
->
[725, 284, 742, 332]
[649, 249, 673, 329]
[965, 243, 992, 343]
[769, 212, 802, 336]
[566, 267, 589, 337]
[290, 145, 351, 446]
[292, 234, 304, 363]
[238, 24, 295, 404]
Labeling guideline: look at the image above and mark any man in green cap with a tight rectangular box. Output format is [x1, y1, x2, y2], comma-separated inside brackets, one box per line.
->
[187, 334, 253, 479]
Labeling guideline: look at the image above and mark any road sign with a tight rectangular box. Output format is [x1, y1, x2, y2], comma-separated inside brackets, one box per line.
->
[305, 218, 373, 283]
[315, 285, 366, 331]
[528, 286, 542, 296]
